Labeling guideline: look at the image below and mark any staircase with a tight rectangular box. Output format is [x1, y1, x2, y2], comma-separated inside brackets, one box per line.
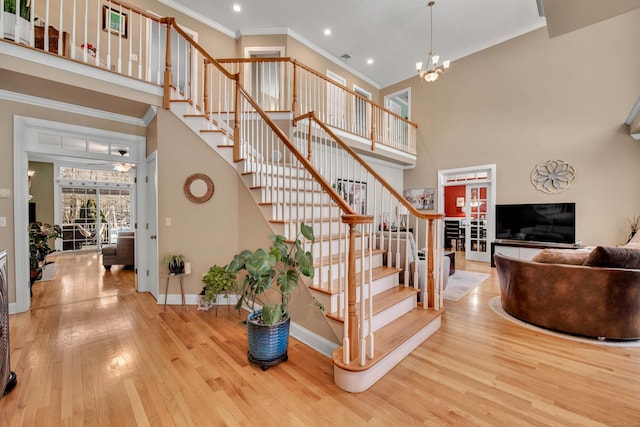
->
[2, 2, 444, 392]
[164, 19, 445, 393]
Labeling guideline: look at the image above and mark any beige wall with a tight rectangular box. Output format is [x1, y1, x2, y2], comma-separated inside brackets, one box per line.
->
[383, 10, 640, 246]
[156, 108, 243, 295]
[28, 161, 55, 227]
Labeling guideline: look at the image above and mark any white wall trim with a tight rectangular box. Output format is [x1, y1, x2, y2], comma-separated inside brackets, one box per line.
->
[0, 89, 150, 127]
[155, 0, 237, 38]
[0, 42, 163, 97]
[290, 321, 338, 359]
[12, 116, 147, 313]
[624, 96, 640, 125]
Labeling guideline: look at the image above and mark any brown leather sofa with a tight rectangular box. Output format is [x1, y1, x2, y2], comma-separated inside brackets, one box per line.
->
[102, 232, 135, 270]
[494, 249, 640, 340]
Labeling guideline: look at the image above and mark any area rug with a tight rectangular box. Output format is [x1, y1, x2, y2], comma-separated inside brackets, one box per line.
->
[489, 296, 640, 347]
[36, 263, 58, 282]
[442, 270, 489, 301]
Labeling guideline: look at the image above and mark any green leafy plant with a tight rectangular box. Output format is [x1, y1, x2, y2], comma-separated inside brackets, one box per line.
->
[201, 265, 237, 303]
[163, 254, 185, 274]
[29, 222, 62, 269]
[4, 0, 30, 20]
[229, 223, 315, 326]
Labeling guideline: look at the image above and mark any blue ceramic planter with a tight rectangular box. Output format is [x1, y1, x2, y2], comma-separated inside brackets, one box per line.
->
[247, 310, 290, 369]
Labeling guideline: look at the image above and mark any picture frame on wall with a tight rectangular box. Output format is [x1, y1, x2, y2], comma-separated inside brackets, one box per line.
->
[336, 179, 367, 214]
[404, 187, 435, 210]
[102, 5, 128, 38]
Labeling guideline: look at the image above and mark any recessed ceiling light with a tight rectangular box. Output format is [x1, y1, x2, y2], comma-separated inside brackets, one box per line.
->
[367, 58, 374, 65]
[233, 4, 242, 12]
[324, 28, 331, 36]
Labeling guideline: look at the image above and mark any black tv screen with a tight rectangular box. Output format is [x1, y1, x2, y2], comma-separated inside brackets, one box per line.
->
[496, 203, 576, 244]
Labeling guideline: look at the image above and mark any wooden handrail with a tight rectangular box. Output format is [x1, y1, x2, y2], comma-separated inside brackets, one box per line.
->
[237, 86, 358, 216]
[164, 18, 238, 82]
[218, 57, 418, 128]
[294, 112, 443, 222]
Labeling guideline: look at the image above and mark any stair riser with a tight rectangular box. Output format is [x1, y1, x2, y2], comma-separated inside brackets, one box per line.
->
[312, 236, 368, 255]
[260, 205, 342, 221]
[254, 189, 329, 205]
[327, 294, 418, 343]
[311, 271, 402, 314]
[313, 253, 384, 286]
[240, 163, 308, 178]
[243, 175, 323, 191]
[299, 221, 346, 237]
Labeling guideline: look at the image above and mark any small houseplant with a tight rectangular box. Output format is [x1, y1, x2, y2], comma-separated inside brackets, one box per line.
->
[29, 221, 62, 286]
[163, 254, 185, 274]
[228, 223, 315, 369]
[201, 264, 237, 304]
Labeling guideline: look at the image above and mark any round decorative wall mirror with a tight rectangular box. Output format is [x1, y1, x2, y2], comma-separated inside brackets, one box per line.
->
[183, 173, 214, 203]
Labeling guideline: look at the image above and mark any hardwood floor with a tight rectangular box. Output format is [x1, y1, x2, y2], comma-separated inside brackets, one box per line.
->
[1, 251, 639, 426]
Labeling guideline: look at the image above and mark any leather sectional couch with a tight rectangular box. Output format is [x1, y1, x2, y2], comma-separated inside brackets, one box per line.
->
[494, 245, 640, 340]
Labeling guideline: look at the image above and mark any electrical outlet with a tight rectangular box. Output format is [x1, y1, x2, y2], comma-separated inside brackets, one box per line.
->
[0, 217, 6, 227]
[131, 53, 138, 61]
[165, 217, 172, 226]
[0, 189, 10, 198]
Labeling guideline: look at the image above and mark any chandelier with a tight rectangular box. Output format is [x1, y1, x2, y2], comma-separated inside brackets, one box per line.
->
[416, 1, 450, 82]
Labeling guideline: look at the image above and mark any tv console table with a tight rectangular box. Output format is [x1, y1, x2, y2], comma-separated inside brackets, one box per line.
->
[490, 239, 581, 267]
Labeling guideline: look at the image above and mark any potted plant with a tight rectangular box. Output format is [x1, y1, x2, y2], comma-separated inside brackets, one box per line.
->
[228, 223, 315, 370]
[163, 254, 185, 274]
[201, 264, 237, 306]
[28, 221, 62, 288]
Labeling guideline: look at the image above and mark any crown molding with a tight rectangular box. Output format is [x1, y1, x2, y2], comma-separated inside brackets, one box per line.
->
[155, 2, 381, 89]
[156, 0, 237, 38]
[0, 89, 148, 127]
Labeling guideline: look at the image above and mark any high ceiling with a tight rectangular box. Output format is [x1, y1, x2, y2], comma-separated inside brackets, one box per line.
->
[162, 0, 547, 88]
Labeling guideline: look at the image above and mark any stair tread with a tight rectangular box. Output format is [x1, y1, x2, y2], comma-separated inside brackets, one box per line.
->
[332, 307, 444, 372]
[313, 248, 384, 267]
[309, 265, 400, 295]
[326, 285, 418, 322]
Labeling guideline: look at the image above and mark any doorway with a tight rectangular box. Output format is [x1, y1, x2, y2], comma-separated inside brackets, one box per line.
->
[353, 84, 372, 137]
[13, 116, 147, 313]
[326, 70, 347, 128]
[438, 165, 496, 263]
[244, 46, 286, 111]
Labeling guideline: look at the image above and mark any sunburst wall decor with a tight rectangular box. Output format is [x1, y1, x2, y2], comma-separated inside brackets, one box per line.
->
[530, 159, 575, 193]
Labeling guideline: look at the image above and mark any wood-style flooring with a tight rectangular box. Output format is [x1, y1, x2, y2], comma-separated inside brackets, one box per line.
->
[1, 251, 639, 426]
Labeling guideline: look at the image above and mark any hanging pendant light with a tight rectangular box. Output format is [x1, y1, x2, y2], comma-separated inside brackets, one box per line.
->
[416, 1, 450, 82]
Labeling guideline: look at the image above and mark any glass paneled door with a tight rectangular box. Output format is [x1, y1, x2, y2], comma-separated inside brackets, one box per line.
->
[61, 187, 131, 251]
[465, 184, 490, 262]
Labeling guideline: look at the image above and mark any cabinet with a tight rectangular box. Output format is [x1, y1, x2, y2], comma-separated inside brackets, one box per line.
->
[0, 250, 17, 397]
[491, 239, 580, 267]
[34, 25, 70, 57]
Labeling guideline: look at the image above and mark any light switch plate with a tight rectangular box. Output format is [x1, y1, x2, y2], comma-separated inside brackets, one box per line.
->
[0, 189, 10, 198]
[0, 217, 6, 227]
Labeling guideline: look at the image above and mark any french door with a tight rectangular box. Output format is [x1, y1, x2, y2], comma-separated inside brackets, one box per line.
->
[61, 187, 132, 251]
[465, 184, 490, 262]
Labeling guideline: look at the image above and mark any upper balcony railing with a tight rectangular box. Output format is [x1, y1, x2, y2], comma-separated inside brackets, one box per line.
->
[219, 58, 418, 156]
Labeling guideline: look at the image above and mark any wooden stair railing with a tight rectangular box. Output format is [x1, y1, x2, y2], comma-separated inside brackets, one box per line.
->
[218, 58, 418, 156]
[163, 19, 443, 367]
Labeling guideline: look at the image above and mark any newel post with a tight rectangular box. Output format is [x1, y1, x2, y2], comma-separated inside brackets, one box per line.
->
[342, 214, 373, 362]
[292, 60, 298, 117]
[233, 74, 241, 162]
[427, 218, 435, 308]
[162, 18, 173, 109]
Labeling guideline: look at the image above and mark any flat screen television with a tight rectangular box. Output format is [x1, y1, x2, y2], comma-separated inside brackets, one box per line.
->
[495, 202, 576, 244]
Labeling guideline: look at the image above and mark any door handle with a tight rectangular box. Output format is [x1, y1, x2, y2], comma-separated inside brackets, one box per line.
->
[150, 234, 157, 239]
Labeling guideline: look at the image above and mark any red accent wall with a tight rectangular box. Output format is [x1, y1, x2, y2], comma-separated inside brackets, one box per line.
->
[444, 185, 465, 217]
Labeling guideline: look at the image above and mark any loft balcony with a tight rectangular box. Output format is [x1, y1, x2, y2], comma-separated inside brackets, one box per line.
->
[0, 0, 417, 166]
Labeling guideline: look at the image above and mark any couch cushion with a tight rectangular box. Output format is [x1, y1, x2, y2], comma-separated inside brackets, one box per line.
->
[583, 246, 640, 269]
[531, 249, 591, 265]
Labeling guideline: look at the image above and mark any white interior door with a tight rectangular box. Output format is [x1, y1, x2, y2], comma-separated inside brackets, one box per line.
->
[465, 184, 490, 262]
[146, 153, 159, 300]
[327, 70, 346, 128]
